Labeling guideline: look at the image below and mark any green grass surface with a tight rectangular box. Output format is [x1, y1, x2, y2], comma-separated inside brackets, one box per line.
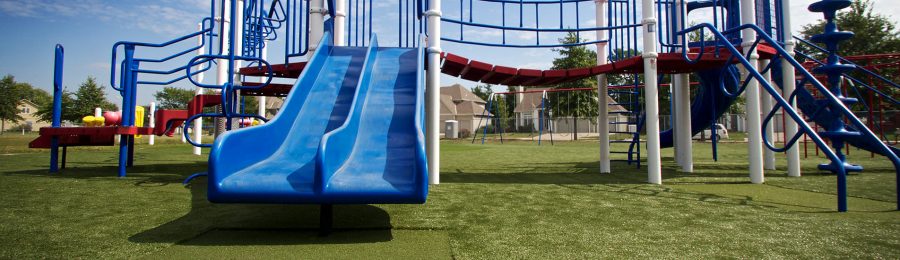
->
[1, 134, 899, 258]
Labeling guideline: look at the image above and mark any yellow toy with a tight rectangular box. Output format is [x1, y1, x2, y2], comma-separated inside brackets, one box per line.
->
[82, 116, 96, 127]
[134, 106, 144, 138]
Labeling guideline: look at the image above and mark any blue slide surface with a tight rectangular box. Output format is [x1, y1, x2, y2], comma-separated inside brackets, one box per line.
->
[208, 34, 427, 204]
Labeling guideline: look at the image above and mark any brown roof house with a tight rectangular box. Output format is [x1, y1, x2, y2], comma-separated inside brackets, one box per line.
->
[440, 84, 492, 137]
[511, 87, 631, 134]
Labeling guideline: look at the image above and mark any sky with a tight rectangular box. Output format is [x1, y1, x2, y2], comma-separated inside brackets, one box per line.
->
[0, 0, 898, 107]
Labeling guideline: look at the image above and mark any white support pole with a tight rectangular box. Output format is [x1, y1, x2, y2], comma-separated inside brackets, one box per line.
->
[673, 0, 694, 172]
[426, 0, 442, 184]
[215, 0, 232, 137]
[781, 0, 801, 177]
[673, 77, 680, 167]
[309, 0, 326, 53]
[194, 23, 206, 155]
[148, 102, 156, 145]
[233, 0, 244, 129]
[333, 0, 347, 46]
[675, 74, 693, 172]
[760, 59, 776, 170]
[596, 0, 610, 173]
[673, 0, 692, 172]
[741, 0, 764, 184]
[258, 45, 267, 119]
[642, 0, 662, 184]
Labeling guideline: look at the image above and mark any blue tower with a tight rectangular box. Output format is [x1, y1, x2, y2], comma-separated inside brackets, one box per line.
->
[807, 0, 863, 173]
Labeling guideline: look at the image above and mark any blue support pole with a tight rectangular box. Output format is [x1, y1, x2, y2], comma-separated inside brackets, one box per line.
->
[49, 44, 64, 173]
[118, 45, 136, 178]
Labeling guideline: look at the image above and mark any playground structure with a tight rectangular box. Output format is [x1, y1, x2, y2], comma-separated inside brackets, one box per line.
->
[27, 0, 900, 213]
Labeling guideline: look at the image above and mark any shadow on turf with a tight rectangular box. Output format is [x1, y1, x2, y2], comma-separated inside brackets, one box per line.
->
[2, 162, 207, 184]
[128, 180, 394, 246]
[442, 160, 761, 185]
[442, 161, 873, 212]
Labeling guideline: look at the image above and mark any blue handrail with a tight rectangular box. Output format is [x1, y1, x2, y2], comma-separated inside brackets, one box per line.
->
[679, 22, 900, 212]
[110, 17, 216, 91]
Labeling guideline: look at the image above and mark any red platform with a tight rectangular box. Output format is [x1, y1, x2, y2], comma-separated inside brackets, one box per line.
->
[439, 44, 778, 86]
[240, 82, 294, 97]
[239, 62, 308, 78]
[228, 44, 779, 95]
[152, 94, 222, 137]
[29, 126, 154, 148]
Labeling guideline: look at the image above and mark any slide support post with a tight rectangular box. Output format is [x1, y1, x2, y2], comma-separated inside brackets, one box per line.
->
[310, 0, 326, 53]
[333, 0, 347, 46]
[215, 0, 232, 137]
[641, 0, 662, 184]
[673, 0, 692, 172]
[760, 59, 776, 170]
[596, 0, 610, 173]
[741, 0, 764, 184]
[258, 45, 268, 118]
[193, 22, 206, 155]
[780, 0, 801, 177]
[426, 0, 442, 184]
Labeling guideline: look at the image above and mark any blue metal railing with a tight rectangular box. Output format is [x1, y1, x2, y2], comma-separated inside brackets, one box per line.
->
[679, 23, 900, 212]
[285, 0, 311, 62]
[243, 0, 286, 59]
[441, 0, 633, 49]
[607, 0, 639, 61]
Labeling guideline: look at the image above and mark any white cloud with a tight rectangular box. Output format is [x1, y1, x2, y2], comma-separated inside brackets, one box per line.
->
[0, 0, 206, 36]
[512, 31, 536, 41]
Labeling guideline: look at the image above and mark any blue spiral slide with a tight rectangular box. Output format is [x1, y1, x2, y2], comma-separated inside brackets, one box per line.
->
[207, 33, 428, 204]
[660, 67, 741, 148]
[660, 65, 899, 158]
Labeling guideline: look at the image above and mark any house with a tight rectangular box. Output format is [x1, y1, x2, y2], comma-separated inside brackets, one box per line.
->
[1, 100, 50, 132]
[440, 84, 492, 136]
[511, 88, 631, 133]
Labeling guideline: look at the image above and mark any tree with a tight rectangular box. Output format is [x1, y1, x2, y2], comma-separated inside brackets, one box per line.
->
[0, 75, 22, 133]
[471, 84, 492, 102]
[797, 0, 900, 108]
[154, 87, 195, 109]
[73, 77, 118, 117]
[11, 81, 51, 108]
[36, 91, 79, 123]
[549, 32, 599, 140]
[798, 0, 900, 58]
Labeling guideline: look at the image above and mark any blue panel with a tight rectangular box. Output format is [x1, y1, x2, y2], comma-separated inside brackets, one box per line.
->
[208, 33, 427, 204]
[319, 45, 427, 204]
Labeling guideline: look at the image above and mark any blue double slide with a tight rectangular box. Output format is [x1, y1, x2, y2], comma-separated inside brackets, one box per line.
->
[208, 33, 428, 204]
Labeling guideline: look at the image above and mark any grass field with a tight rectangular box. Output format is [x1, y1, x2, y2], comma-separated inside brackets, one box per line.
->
[1, 133, 898, 259]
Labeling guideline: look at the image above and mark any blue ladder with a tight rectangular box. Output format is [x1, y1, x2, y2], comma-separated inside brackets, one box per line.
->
[608, 74, 643, 168]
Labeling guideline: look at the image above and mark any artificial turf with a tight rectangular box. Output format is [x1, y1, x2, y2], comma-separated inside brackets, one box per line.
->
[0, 133, 898, 258]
